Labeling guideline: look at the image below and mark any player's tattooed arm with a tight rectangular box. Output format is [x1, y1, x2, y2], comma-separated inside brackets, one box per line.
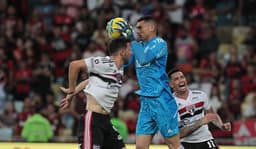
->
[206, 108, 232, 131]
[179, 113, 218, 138]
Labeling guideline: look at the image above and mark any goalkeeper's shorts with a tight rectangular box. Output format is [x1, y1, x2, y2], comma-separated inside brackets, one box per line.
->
[136, 90, 179, 138]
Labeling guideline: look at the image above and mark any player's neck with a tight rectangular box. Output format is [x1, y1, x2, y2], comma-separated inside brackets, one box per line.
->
[111, 56, 122, 70]
[175, 89, 189, 100]
[145, 34, 156, 42]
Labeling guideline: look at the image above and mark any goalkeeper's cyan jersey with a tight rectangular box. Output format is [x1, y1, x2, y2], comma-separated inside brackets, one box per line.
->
[131, 36, 173, 97]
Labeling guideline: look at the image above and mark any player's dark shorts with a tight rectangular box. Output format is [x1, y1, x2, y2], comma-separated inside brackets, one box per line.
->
[78, 111, 125, 149]
[182, 139, 218, 149]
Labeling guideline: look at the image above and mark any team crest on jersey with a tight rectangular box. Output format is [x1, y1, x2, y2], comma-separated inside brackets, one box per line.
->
[186, 105, 196, 115]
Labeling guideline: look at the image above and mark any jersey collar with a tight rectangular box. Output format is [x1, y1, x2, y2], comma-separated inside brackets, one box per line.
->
[142, 36, 158, 45]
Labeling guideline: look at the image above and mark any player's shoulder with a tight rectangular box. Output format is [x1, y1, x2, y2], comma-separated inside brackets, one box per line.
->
[131, 40, 143, 51]
[154, 36, 166, 42]
[131, 40, 144, 45]
[190, 89, 206, 95]
[131, 40, 139, 46]
[87, 56, 113, 64]
[152, 37, 167, 46]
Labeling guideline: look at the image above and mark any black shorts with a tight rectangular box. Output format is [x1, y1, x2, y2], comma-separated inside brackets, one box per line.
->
[78, 111, 125, 149]
[182, 139, 218, 149]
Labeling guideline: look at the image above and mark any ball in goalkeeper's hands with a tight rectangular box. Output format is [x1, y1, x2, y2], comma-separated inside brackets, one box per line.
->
[106, 17, 133, 40]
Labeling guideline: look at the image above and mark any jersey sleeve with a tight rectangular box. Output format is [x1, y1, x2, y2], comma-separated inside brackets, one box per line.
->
[84, 57, 100, 72]
[135, 40, 167, 65]
[203, 91, 211, 110]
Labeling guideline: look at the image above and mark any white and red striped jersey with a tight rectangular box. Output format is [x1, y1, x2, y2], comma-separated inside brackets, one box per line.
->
[174, 89, 214, 143]
[83, 56, 123, 113]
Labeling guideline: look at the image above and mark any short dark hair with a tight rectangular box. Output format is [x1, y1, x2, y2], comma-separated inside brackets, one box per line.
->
[168, 67, 180, 78]
[107, 37, 131, 55]
[137, 15, 156, 23]
[137, 15, 157, 33]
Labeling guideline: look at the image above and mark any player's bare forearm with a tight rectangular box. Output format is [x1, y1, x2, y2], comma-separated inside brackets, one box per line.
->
[60, 79, 88, 102]
[212, 115, 231, 131]
[76, 79, 88, 93]
[59, 79, 88, 111]
[180, 113, 218, 138]
[179, 119, 204, 138]
[212, 114, 223, 129]
[206, 108, 226, 130]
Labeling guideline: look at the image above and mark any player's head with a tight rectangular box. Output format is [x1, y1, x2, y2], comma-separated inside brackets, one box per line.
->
[136, 15, 157, 41]
[107, 37, 132, 64]
[168, 67, 188, 93]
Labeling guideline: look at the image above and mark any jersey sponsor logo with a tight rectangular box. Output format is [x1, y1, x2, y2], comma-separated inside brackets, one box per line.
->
[191, 91, 202, 94]
[192, 97, 199, 100]
[101, 57, 114, 63]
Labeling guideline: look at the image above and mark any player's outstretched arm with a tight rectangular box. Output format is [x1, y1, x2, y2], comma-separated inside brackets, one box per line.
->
[213, 114, 232, 131]
[179, 113, 218, 138]
[60, 59, 88, 110]
[60, 79, 89, 95]
[59, 79, 88, 110]
[206, 108, 232, 132]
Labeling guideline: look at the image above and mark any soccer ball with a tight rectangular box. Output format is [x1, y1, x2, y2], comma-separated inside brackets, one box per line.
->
[106, 17, 128, 39]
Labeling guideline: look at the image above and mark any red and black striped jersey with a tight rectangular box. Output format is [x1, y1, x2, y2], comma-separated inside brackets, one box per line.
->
[175, 89, 214, 143]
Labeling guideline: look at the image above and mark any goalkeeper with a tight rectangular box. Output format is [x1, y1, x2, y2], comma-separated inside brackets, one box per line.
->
[111, 16, 183, 149]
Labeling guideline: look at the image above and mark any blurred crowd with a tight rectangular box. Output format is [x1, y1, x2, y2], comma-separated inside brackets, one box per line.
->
[0, 0, 255, 143]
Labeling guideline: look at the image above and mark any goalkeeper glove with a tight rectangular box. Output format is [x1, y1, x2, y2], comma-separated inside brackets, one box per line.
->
[115, 20, 135, 40]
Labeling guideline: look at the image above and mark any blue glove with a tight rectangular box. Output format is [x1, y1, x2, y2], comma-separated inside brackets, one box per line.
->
[115, 20, 135, 40]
